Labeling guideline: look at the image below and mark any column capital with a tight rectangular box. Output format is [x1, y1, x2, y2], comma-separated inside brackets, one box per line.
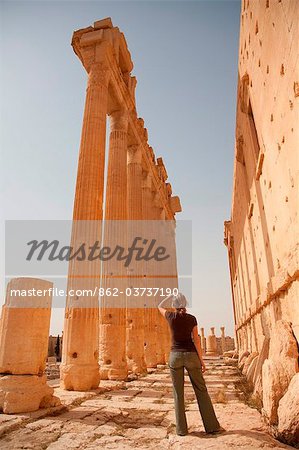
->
[87, 62, 110, 89]
[142, 169, 152, 189]
[127, 144, 142, 165]
[109, 109, 129, 132]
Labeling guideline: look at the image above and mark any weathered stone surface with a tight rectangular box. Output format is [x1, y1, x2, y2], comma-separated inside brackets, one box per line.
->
[0, 278, 60, 414]
[253, 337, 270, 387]
[0, 278, 52, 375]
[276, 373, 299, 447]
[0, 375, 60, 414]
[242, 352, 259, 376]
[223, 350, 235, 358]
[238, 351, 250, 371]
[262, 321, 298, 425]
[246, 354, 259, 385]
[0, 360, 290, 450]
[223, 0, 298, 444]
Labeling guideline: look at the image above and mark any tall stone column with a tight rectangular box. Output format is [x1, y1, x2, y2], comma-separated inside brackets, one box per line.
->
[0, 278, 59, 413]
[126, 144, 147, 374]
[60, 62, 109, 391]
[220, 326, 226, 354]
[142, 170, 157, 368]
[151, 193, 167, 365]
[200, 327, 206, 355]
[163, 217, 179, 362]
[99, 109, 129, 380]
[206, 327, 218, 356]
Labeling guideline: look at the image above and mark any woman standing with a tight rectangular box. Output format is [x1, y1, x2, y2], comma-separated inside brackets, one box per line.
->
[158, 292, 224, 436]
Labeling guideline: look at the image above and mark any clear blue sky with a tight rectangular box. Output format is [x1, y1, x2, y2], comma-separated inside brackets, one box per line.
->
[0, 0, 240, 337]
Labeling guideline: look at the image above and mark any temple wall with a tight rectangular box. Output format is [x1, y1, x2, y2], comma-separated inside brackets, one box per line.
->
[224, 1, 298, 445]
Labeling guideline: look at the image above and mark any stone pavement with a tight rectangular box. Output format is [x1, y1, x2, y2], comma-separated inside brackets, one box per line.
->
[0, 358, 294, 449]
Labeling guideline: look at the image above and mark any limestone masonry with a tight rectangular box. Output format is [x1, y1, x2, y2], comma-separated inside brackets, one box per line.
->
[224, 1, 298, 446]
[0, 17, 183, 412]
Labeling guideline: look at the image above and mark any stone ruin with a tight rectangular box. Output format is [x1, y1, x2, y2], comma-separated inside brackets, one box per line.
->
[0, 17, 182, 413]
[0, 279, 60, 413]
[199, 327, 235, 357]
[224, 1, 299, 446]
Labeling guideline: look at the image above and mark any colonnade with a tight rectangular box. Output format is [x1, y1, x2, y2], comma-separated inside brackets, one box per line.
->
[60, 18, 182, 389]
[0, 18, 182, 414]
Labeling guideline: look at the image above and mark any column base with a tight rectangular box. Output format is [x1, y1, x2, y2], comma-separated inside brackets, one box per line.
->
[60, 363, 100, 391]
[205, 352, 218, 357]
[145, 347, 157, 368]
[156, 354, 166, 365]
[0, 374, 60, 414]
[127, 357, 148, 376]
[99, 364, 128, 381]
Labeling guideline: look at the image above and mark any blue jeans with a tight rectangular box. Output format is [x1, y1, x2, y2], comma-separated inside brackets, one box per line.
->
[168, 351, 220, 435]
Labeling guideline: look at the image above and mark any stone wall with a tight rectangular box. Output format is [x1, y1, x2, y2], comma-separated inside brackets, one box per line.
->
[48, 335, 62, 361]
[224, 1, 299, 446]
[216, 337, 235, 355]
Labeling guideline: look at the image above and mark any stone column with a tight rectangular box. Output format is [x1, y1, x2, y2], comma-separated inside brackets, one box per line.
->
[220, 326, 226, 354]
[200, 327, 206, 355]
[163, 217, 179, 362]
[99, 109, 129, 380]
[60, 62, 109, 391]
[206, 327, 218, 356]
[0, 278, 59, 413]
[142, 170, 157, 368]
[151, 192, 167, 365]
[126, 143, 147, 374]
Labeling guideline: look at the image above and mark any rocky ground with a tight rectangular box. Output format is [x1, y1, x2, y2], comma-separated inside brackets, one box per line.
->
[0, 358, 294, 449]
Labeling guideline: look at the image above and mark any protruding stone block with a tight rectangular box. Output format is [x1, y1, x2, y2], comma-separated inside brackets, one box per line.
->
[94, 17, 113, 30]
[262, 321, 298, 425]
[0, 375, 59, 414]
[0, 278, 60, 413]
[277, 373, 299, 447]
[0, 278, 52, 375]
[170, 196, 182, 214]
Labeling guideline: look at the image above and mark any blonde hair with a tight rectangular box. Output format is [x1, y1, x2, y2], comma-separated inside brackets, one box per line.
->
[176, 307, 187, 315]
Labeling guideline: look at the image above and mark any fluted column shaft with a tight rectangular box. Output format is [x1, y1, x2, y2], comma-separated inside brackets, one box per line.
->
[60, 62, 109, 391]
[99, 109, 129, 380]
[151, 196, 167, 365]
[142, 171, 158, 367]
[126, 145, 147, 374]
[163, 218, 179, 362]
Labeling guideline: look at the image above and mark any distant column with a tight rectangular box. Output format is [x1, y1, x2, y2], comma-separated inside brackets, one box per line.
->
[0, 278, 59, 413]
[220, 326, 226, 354]
[206, 327, 218, 356]
[200, 327, 206, 355]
